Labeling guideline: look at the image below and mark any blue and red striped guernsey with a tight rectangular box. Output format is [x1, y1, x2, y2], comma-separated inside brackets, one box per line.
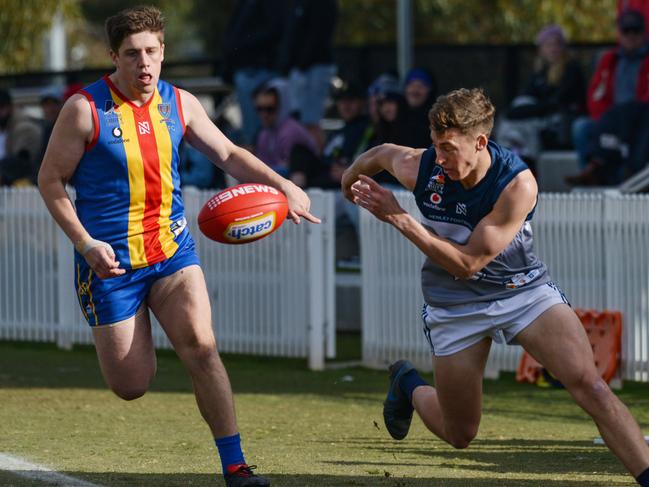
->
[72, 75, 188, 269]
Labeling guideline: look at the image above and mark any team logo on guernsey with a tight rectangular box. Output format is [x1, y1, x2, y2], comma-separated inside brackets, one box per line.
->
[158, 103, 175, 130]
[430, 193, 442, 204]
[158, 103, 171, 118]
[426, 166, 446, 194]
[455, 202, 467, 215]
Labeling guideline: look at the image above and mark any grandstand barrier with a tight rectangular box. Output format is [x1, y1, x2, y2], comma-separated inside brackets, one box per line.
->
[0, 187, 335, 371]
[516, 309, 623, 386]
[360, 191, 649, 383]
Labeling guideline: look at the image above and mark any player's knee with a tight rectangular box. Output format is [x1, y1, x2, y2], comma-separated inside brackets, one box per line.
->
[184, 341, 220, 372]
[110, 384, 148, 401]
[573, 375, 614, 411]
[447, 426, 478, 449]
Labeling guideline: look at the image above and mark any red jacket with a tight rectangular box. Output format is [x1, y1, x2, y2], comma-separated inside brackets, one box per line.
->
[587, 48, 649, 119]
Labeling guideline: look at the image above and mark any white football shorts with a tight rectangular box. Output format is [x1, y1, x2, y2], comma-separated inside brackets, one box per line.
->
[421, 281, 569, 357]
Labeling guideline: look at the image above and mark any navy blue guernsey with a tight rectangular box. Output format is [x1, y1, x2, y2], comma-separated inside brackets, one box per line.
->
[413, 140, 550, 306]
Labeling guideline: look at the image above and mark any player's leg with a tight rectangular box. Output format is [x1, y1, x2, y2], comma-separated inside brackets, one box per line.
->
[146, 264, 236, 438]
[91, 305, 157, 400]
[75, 257, 156, 400]
[414, 337, 491, 448]
[515, 303, 649, 478]
[146, 264, 268, 485]
[384, 336, 491, 448]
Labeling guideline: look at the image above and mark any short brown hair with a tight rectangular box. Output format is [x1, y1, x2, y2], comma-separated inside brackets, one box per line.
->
[105, 5, 165, 53]
[428, 88, 495, 137]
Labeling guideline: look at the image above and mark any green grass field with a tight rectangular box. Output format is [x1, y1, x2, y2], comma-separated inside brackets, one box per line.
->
[1, 339, 648, 486]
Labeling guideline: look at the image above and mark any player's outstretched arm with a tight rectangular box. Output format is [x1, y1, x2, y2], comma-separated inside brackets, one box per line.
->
[352, 170, 538, 279]
[341, 143, 423, 201]
[37, 95, 125, 279]
[179, 89, 320, 224]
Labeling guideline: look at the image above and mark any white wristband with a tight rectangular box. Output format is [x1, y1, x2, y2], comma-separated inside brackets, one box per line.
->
[76, 238, 115, 257]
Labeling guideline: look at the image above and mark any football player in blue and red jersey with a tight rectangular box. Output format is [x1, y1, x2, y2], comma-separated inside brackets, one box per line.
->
[38, 6, 319, 486]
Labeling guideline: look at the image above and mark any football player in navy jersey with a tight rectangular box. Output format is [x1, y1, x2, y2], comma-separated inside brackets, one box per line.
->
[341, 88, 649, 486]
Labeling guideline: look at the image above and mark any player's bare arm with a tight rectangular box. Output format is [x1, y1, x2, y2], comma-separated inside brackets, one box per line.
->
[352, 169, 538, 279]
[179, 89, 320, 224]
[38, 94, 125, 279]
[341, 143, 425, 199]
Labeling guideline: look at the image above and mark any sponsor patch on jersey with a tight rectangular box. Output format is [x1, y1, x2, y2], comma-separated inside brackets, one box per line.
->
[103, 100, 122, 126]
[430, 193, 442, 205]
[170, 217, 187, 238]
[505, 269, 540, 289]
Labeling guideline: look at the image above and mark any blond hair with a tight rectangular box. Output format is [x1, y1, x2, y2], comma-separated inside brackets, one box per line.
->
[428, 88, 495, 137]
[105, 5, 165, 52]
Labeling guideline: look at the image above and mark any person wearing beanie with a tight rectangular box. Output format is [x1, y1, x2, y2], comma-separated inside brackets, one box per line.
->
[403, 67, 438, 148]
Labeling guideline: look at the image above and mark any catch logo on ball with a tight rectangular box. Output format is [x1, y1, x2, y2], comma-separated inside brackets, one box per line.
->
[198, 183, 288, 244]
[225, 213, 276, 242]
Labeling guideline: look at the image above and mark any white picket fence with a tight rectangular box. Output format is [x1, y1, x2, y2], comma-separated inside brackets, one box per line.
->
[3, 187, 649, 382]
[0, 187, 335, 370]
[361, 191, 649, 383]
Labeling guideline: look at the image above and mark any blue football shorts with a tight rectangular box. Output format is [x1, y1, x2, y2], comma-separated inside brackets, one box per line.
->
[73, 232, 201, 326]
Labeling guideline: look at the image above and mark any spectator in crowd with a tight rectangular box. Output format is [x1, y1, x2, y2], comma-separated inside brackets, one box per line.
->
[293, 80, 374, 190]
[367, 71, 401, 125]
[253, 79, 319, 186]
[373, 89, 410, 147]
[496, 24, 586, 170]
[277, 0, 338, 151]
[39, 86, 64, 144]
[319, 81, 374, 188]
[566, 9, 649, 185]
[369, 82, 409, 186]
[0, 89, 44, 186]
[402, 67, 437, 148]
[576, 100, 649, 185]
[222, 0, 283, 147]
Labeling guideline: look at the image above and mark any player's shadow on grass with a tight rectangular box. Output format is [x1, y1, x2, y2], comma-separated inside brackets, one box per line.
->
[330, 436, 625, 477]
[0, 471, 614, 487]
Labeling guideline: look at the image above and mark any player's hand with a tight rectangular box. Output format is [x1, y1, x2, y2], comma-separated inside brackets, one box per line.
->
[351, 175, 406, 224]
[282, 181, 321, 224]
[83, 244, 126, 279]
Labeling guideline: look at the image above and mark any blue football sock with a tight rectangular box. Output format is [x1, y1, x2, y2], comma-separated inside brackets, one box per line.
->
[637, 466, 649, 487]
[399, 368, 428, 403]
[215, 433, 246, 474]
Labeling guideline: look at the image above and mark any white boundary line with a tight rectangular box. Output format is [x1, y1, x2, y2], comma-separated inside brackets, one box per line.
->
[0, 453, 105, 487]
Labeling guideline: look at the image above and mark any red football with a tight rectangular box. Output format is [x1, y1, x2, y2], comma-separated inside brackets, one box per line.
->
[198, 184, 289, 244]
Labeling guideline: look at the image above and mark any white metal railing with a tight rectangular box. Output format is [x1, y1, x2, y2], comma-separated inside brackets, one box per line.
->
[361, 191, 649, 383]
[0, 187, 335, 370]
